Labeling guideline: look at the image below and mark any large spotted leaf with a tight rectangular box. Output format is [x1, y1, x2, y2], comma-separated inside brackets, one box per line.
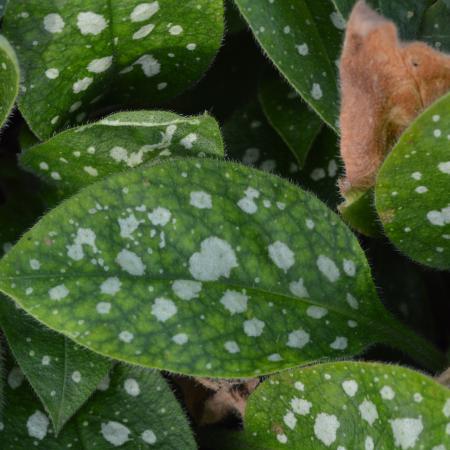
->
[0, 295, 111, 434]
[241, 361, 450, 449]
[0, 158, 444, 377]
[0, 35, 19, 128]
[375, 92, 450, 270]
[233, 0, 344, 131]
[0, 360, 196, 449]
[21, 110, 223, 197]
[3, 0, 224, 139]
[258, 74, 323, 167]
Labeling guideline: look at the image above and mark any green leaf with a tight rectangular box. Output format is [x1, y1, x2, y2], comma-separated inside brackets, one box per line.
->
[3, 0, 224, 139]
[223, 100, 301, 178]
[375, 92, 450, 270]
[21, 110, 224, 197]
[1, 360, 196, 449]
[0, 158, 444, 376]
[0, 35, 19, 128]
[243, 361, 450, 449]
[419, 0, 450, 52]
[332, 0, 430, 40]
[234, 0, 343, 131]
[298, 128, 342, 210]
[0, 295, 111, 434]
[258, 74, 323, 167]
[339, 189, 383, 237]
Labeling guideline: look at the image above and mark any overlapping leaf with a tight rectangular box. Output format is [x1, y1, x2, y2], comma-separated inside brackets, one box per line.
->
[258, 74, 322, 167]
[21, 110, 223, 197]
[242, 361, 450, 449]
[3, 0, 224, 138]
[0, 360, 196, 449]
[376, 92, 450, 270]
[234, 0, 343, 130]
[420, 0, 450, 52]
[0, 35, 19, 128]
[0, 296, 111, 433]
[0, 158, 443, 377]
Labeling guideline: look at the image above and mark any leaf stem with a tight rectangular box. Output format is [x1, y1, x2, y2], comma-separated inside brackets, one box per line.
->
[377, 311, 446, 373]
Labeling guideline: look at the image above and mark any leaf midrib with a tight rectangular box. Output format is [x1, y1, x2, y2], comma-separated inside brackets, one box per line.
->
[0, 271, 377, 325]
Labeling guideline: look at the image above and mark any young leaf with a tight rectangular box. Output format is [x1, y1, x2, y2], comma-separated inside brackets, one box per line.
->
[21, 110, 224, 197]
[3, 0, 224, 139]
[258, 74, 323, 167]
[0, 295, 111, 434]
[243, 361, 450, 449]
[0, 158, 443, 377]
[0, 35, 19, 129]
[1, 360, 196, 449]
[234, 0, 343, 130]
[375, 92, 450, 270]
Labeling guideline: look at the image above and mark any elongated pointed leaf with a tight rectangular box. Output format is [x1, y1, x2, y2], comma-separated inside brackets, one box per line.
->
[234, 0, 343, 130]
[243, 361, 450, 449]
[3, 0, 224, 139]
[0, 35, 19, 128]
[21, 111, 224, 197]
[1, 360, 196, 449]
[0, 158, 443, 377]
[375, 92, 450, 270]
[0, 295, 111, 433]
[258, 74, 322, 167]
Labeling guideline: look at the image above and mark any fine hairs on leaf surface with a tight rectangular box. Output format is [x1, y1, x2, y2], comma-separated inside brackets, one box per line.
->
[241, 361, 450, 449]
[21, 110, 224, 198]
[1, 355, 196, 449]
[3, 0, 224, 139]
[0, 0, 448, 447]
[0, 158, 444, 378]
[376, 91, 450, 270]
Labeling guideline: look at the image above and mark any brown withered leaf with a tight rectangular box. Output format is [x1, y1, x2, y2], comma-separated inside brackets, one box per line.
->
[339, 0, 450, 193]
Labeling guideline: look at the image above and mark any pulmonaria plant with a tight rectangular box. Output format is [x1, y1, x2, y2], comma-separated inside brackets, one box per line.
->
[0, 0, 448, 449]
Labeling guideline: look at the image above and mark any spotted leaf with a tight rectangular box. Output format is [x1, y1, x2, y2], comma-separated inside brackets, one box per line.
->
[3, 0, 224, 139]
[234, 0, 344, 131]
[375, 92, 450, 270]
[258, 74, 323, 167]
[0, 360, 196, 449]
[242, 361, 450, 449]
[420, 0, 450, 52]
[0, 35, 19, 128]
[0, 158, 444, 377]
[0, 295, 111, 434]
[21, 110, 224, 197]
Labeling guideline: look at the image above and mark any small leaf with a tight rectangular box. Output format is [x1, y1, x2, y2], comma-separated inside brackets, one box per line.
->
[1, 360, 196, 449]
[21, 110, 224, 197]
[223, 100, 301, 178]
[298, 128, 342, 209]
[3, 0, 224, 139]
[0, 158, 443, 377]
[234, 0, 343, 130]
[375, 92, 450, 270]
[0, 295, 111, 434]
[243, 361, 450, 449]
[0, 35, 19, 128]
[258, 74, 323, 167]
